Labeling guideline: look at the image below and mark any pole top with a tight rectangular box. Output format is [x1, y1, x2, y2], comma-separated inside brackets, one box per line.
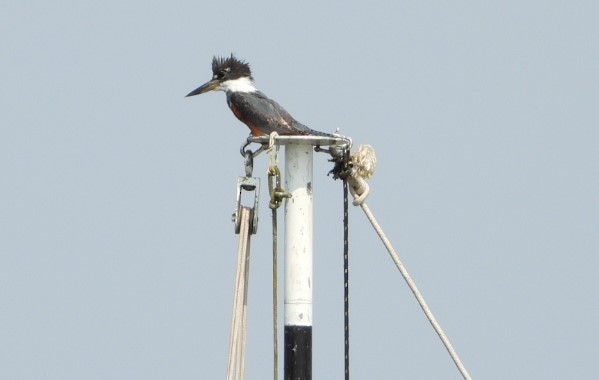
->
[248, 134, 351, 148]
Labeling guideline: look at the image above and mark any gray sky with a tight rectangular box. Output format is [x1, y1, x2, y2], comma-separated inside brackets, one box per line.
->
[2, 1, 598, 379]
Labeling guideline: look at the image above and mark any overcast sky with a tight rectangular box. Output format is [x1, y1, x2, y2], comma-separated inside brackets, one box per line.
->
[2, 1, 598, 379]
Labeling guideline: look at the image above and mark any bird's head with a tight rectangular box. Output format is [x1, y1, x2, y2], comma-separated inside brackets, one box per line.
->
[186, 54, 256, 96]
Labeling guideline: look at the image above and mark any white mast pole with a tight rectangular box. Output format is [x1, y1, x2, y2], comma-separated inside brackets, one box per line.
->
[284, 141, 313, 379]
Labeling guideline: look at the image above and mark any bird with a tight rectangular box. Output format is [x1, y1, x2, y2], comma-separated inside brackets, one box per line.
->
[186, 54, 334, 137]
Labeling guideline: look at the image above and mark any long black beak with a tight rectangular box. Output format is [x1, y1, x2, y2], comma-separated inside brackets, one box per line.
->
[186, 79, 220, 97]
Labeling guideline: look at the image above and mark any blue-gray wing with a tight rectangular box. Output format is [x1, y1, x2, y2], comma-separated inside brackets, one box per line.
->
[227, 91, 332, 136]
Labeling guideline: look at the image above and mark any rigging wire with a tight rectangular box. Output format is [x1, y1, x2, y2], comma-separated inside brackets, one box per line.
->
[342, 150, 351, 380]
[271, 202, 279, 380]
[359, 202, 472, 380]
[266, 133, 290, 380]
[345, 145, 472, 380]
[227, 206, 252, 380]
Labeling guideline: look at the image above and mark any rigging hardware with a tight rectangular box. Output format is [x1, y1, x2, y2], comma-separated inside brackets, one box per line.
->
[233, 177, 260, 235]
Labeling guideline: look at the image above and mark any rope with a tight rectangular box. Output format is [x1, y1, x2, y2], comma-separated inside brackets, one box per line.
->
[343, 172, 350, 380]
[227, 206, 252, 380]
[345, 145, 472, 380]
[271, 205, 279, 380]
[266, 132, 288, 380]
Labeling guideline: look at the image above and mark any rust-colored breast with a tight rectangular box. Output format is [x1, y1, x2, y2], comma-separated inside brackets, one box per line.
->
[229, 101, 266, 136]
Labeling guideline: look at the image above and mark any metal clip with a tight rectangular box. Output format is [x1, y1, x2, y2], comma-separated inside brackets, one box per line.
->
[232, 176, 260, 234]
[268, 166, 291, 209]
[240, 137, 265, 177]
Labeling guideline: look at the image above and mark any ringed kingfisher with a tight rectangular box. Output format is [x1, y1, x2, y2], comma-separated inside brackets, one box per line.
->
[186, 54, 334, 137]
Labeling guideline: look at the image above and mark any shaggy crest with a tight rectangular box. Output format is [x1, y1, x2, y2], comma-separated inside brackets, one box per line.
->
[211, 54, 253, 81]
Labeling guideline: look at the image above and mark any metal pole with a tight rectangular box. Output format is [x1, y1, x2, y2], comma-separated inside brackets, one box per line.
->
[284, 142, 313, 380]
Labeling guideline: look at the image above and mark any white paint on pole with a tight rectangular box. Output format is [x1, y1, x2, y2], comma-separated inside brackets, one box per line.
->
[284, 142, 313, 327]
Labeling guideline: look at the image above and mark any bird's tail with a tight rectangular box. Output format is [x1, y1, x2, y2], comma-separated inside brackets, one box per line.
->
[306, 128, 337, 138]
[293, 121, 337, 138]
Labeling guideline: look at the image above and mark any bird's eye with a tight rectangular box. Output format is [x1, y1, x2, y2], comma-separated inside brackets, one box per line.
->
[217, 71, 226, 79]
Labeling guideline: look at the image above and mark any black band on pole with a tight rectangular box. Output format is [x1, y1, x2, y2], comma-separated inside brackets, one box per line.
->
[284, 325, 312, 380]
